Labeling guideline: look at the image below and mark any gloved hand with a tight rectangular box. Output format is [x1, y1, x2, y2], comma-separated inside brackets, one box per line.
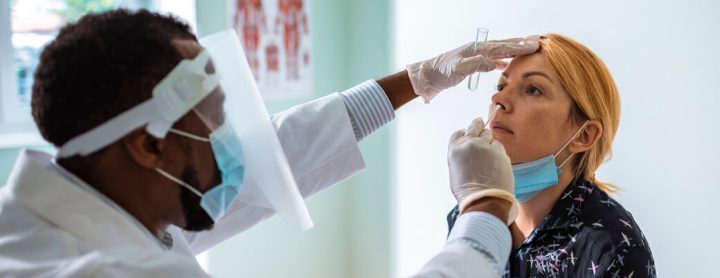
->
[448, 118, 517, 224]
[407, 36, 539, 103]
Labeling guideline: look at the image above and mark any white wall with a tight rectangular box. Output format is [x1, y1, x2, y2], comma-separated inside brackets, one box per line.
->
[393, 0, 720, 277]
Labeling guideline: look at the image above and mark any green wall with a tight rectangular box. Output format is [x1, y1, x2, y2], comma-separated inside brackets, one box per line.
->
[0, 149, 21, 183]
[345, 0, 395, 276]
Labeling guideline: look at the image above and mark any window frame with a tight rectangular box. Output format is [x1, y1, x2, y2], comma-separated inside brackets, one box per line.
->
[0, 0, 197, 149]
[0, 0, 44, 148]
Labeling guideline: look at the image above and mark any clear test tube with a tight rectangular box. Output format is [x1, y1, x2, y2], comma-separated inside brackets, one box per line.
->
[467, 27, 489, 91]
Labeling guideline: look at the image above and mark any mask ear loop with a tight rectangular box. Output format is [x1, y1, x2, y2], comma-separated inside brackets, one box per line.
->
[168, 128, 211, 143]
[155, 168, 204, 197]
[555, 121, 590, 168]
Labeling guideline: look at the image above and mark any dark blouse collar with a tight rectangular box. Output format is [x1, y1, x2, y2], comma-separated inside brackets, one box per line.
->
[518, 178, 596, 246]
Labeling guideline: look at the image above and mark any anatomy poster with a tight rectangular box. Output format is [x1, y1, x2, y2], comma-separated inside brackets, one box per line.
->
[228, 0, 312, 99]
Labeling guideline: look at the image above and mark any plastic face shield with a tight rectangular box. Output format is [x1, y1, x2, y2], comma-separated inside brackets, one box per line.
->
[199, 30, 313, 230]
[56, 30, 313, 230]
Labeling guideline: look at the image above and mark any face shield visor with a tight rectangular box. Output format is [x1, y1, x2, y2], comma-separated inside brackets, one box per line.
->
[56, 30, 313, 230]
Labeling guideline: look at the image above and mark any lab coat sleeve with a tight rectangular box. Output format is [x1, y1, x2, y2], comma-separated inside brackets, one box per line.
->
[177, 92, 368, 254]
[411, 212, 512, 278]
[339, 80, 396, 141]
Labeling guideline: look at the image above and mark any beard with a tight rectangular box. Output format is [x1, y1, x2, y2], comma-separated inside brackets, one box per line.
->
[179, 165, 215, 231]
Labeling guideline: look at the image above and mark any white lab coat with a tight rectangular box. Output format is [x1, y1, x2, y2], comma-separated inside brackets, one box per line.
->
[0, 93, 499, 277]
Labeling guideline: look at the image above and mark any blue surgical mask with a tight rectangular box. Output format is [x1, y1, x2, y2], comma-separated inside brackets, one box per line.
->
[512, 121, 588, 203]
[157, 122, 245, 222]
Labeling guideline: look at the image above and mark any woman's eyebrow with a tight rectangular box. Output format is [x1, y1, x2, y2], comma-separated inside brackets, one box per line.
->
[522, 71, 552, 81]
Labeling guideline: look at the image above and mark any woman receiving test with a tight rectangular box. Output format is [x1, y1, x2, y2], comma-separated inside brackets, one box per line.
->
[448, 34, 656, 278]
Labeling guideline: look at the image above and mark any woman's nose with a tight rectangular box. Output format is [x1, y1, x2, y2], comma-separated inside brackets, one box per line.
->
[491, 91, 510, 113]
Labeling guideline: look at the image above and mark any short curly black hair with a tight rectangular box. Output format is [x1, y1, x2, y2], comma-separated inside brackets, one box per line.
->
[32, 9, 196, 147]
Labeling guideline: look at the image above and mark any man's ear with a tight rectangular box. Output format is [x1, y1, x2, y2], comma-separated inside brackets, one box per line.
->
[122, 129, 166, 169]
[568, 120, 603, 154]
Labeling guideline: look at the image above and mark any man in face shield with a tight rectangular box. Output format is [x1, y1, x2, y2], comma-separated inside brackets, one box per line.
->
[0, 9, 537, 277]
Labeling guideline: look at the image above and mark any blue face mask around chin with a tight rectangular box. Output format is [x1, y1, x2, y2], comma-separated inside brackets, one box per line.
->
[512, 155, 562, 203]
[511, 121, 589, 203]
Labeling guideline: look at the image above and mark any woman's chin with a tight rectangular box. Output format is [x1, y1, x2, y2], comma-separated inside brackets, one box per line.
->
[491, 138, 517, 160]
[490, 130, 512, 145]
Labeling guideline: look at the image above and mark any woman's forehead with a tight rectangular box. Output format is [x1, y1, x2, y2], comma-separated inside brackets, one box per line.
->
[501, 53, 550, 79]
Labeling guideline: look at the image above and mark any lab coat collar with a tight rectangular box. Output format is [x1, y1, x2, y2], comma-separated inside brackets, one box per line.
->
[5, 149, 164, 251]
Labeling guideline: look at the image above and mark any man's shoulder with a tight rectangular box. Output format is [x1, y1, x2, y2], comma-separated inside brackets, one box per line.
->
[89, 246, 210, 277]
[0, 226, 208, 278]
[0, 246, 209, 277]
[0, 197, 207, 277]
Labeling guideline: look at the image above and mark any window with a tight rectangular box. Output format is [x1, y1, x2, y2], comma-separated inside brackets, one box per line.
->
[0, 0, 196, 148]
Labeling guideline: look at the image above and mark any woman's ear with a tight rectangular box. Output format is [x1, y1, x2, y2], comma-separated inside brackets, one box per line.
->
[122, 128, 166, 169]
[568, 120, 603, 154]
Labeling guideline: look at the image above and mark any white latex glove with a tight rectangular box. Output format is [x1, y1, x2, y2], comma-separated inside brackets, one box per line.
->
[407, 36, 539, 103]
[448, 118, 517, 225]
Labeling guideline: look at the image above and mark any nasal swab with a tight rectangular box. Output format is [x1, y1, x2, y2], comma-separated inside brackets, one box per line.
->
[485, 104, 502, 128]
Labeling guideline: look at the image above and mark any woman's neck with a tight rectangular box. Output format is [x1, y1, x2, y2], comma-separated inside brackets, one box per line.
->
[511, 169, 576, 248]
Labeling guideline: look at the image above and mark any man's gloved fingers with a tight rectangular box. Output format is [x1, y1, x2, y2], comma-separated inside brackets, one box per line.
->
[490, 37, 526, 44]
[458, 41, 479, 56]
[477, 126, 494, 143]
[454, 56, 496, 76]
[450, 129, 466, 143]
[490, 137, 506, 149]
[462, 36, 539, 57]
[460, 38, 522, 57]
[465, 118, 486, 137]
[478, 36, 540, 59]
[482, 42, 539, 59]
[524, 35, 541, 42]
[491, 138, 509, 157]
[495, 59, 510, 70]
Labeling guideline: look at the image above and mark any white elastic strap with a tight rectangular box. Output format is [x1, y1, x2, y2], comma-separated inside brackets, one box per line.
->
[558, 153, 575, 169]
[169, 129, 210, 142]
[155, 168, 203, 197]
[57, 99, 159, 158]
[554, 121, 589, 169]
[56, 49, 219, 159]
[554, 121, 589, 157]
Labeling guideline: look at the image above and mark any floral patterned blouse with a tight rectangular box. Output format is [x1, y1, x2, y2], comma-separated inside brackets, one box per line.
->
[447, 179, 656, 277]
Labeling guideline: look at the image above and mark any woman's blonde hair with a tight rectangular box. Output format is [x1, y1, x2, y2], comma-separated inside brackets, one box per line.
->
[539, 34, 621, 193]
